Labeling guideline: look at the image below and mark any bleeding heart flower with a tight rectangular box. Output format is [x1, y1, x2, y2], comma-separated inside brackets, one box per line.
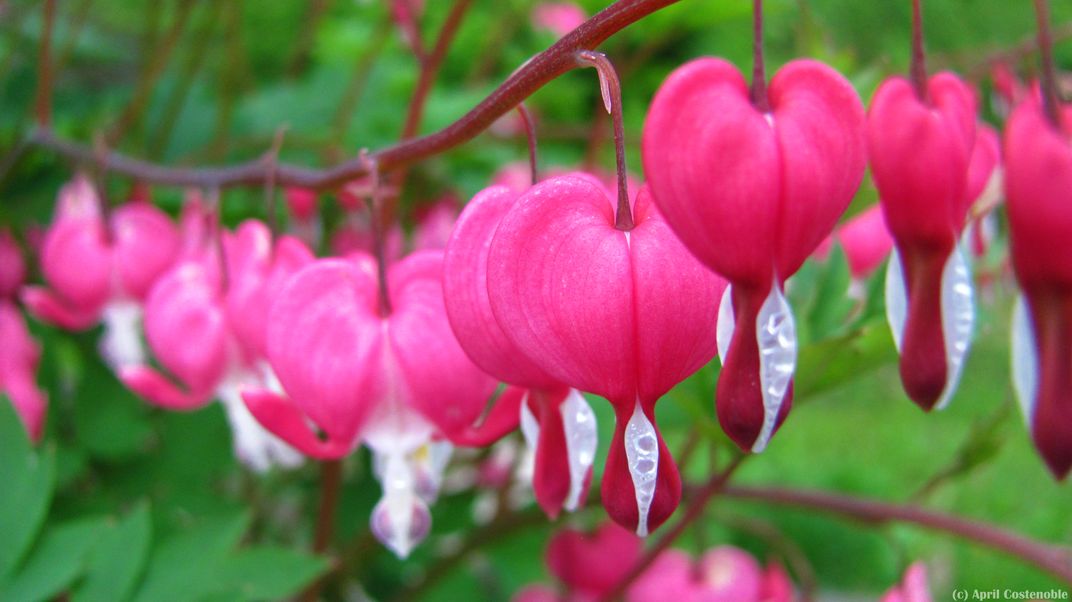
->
[869, 73, 977, 411]
[532, 2, 586, 37]
[0, 229, 25, 299]
[643, 58, 866, 452]
[22, 176, 181, 370]
[962, 125, 1003, 259]
[243, 249, 496, 556]
[413, 195, 460, 252]
[285, 187, 322, 250]
[1006, 96, 1072, 479]
[121, 219, 309, 472]
[628, 547, 763, 602]
[487, 176, 725, 535]
[546, 522, 642, 596]
[0, 300, 47, 442]
[445, 184, 599, 518]
[837, 204, 894, 282]
[880, 562, 933, 602]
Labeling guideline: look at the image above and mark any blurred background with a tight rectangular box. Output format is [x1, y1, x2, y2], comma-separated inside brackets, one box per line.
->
[1, 0, 1071, 600]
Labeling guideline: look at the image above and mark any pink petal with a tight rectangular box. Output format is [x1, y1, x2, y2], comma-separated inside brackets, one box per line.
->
[546, 522, 642, 595]
[962, 124, 1001, 211]
[630, 187, 724, 401]
[838, 205, 894, 280]
[388, 250, 497, 437]
[487, 176, 638, 403]
[142, 262, 229, 395]
[241, 387, 353, 459]
[267, 257, 382, 445]
[119, 365, 213, 410]
[444, 185, 561, 389]
[21, 286, 101, 330]
[110, 203, 181, 300]
[0, 229, 26, 298]
[529, 388, 572, 518]
[449, 385, 524, 447]
[39, 215, 111, 316]
[696, 546, 763, 601]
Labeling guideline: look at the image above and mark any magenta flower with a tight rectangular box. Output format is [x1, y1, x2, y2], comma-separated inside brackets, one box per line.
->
[0, 300, 47, 442]
[0, 229, 26, 299]
[284, 186, 322, 249]
[486, 176, 725, 535]
[837, 205, 894, 282]
[868, 73, 977, 411]
[962, 125, 1003, 259]
[880, 562, 932, 602]
[643, 58, 866, 452]
[121, 219, 310, 472]
[532, 3, 586, 37]
[22, 176, 180, 369]
[1006, 95, 1072, 478]
[545, 522, 642, 596]
[243, 250, 496, 556]
[444, 184, 598, 518]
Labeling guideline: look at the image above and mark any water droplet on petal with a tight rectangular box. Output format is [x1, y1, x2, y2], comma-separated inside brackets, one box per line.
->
[1011, 294, 1039, 426]
[935, 246, 974, 410]
[560, 389, 597, 511]
[753, 283, 796, 453]
[624, 400, 659, 537]
[716, 285, 735, 364]
[885, 250, 907, 352]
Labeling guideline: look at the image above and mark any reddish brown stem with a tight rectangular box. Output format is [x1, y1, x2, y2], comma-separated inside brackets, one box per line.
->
[599, 454, 748, 601]
[21, 0, 682, 193]
[516, 103, 539, 185]
[910, 0, 930, 102]
[1035, 0, 1063, 129]
[575, 50, 632, 231]
[364, 158, 394, 315]
[302, 459, 343, 602]
[391, 0, 474, 202]
[751, 0, 769, 110]
[723, 485, 1072, 584]
[34, 0, 56, 127]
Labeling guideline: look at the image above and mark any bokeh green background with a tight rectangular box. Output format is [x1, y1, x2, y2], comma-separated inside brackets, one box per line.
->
[1, 0, 1070, 600]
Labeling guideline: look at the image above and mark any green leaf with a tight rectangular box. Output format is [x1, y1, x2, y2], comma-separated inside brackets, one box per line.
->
[210, 547, 329, 601]
[0, 397, 55, 582]
[0, 518, 109, 602]
[73, 503, 152, 602]
[130, 513, 250, 602]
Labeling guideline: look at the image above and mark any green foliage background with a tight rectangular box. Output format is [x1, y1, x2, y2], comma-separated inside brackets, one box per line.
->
[1, 0, 1071, 600]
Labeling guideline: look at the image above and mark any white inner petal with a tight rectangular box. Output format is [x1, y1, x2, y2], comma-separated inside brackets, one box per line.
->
[624, 399, 658, 537]
[935, 246, 974, 410]
[753, 283, 796, 454]
[560, 389, 597, 511]
[369, 448, 431, 559]
[517, 392, 538, 486]
[1011, 295, 1039, 426]
[217, 368, 303, 473]
[885, 249, 908, 352]
[716, 285, 735, 364]
[99, 300, 146, 370]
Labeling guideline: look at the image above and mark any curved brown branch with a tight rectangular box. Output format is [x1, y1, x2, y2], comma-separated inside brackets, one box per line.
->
[723, 485, 1072, 584]
[24, 0, 682, 192]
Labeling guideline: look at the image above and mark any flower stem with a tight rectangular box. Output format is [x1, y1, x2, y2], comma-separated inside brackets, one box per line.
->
[751, 0, 769, 111]
[33, 0, 56, 128]
[301, 459, 342, 602]
[516, 103, 539, 185]
[723, 485, 1072, 583]
[1034, 0, 1063, 129]
[362, 156, 393, 315]
[910, 0, 930, 102]
[575, 50, 632, 231]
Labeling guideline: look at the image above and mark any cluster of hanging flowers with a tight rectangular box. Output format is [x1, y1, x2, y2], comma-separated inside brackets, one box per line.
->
[3, 0, 1069, 568]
